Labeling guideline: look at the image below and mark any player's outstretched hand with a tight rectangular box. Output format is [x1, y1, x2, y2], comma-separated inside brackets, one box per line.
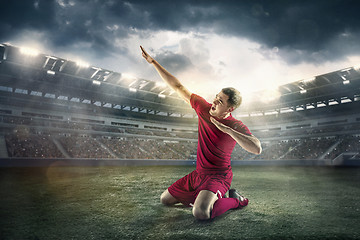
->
[140, 46, 154, 64]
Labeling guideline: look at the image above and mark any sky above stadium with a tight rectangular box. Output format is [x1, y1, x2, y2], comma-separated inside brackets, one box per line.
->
[1, 0, 360, 101]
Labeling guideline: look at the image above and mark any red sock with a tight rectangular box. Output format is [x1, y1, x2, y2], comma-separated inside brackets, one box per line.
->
[210, 198, 240, 219]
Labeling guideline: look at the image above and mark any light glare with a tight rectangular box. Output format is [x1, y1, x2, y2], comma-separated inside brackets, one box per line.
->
[76, 61, 89, 68]
[155, 81, 166, 87]
[258, 88, 281, 103]
[20, 47, 39, 56]
[303, 77, 315, 83]
[122, 73, 136, 80]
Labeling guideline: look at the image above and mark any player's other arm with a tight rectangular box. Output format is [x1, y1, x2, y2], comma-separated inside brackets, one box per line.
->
[229, 130, 262, 155]
[140, 46, 192, 105]
[210, 117, 262, 155]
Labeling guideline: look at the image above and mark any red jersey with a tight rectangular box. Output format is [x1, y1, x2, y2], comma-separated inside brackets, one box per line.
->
[190, 94, 252, 173]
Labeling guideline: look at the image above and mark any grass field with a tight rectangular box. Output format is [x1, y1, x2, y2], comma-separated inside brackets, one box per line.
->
[1, 165, 360, 239]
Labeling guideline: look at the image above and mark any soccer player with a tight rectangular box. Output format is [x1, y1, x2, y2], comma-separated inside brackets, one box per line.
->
[140, 46, 262, 220]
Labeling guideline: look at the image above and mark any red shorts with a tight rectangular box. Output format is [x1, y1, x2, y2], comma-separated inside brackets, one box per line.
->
[168, 169, 233, 207]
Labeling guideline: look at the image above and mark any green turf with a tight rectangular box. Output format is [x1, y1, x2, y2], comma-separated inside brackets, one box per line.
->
[1, 165, 360, 239]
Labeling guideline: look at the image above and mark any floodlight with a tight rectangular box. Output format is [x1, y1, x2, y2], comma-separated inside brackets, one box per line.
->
[158, 93, 166, 99]
[129, 87, 137, 92]
[306, 105, 315, 110]
[47, 70, 56, 75]
[300, 89, 307, 94]
[343, 80, 350, 85]
[20, 47, 39, 56]
[92, 80, 101, 86]
[341, 98, 352, 103]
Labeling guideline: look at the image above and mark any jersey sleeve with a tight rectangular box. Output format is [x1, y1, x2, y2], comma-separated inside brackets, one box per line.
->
[190, 94, 210, 112]
[231, 121, 252, 136]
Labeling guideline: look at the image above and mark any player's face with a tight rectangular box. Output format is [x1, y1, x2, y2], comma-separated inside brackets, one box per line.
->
[209, 91, 234, 119]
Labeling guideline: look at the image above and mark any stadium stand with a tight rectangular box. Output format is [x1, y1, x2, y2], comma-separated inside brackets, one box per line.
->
[1, 43, 360, 165]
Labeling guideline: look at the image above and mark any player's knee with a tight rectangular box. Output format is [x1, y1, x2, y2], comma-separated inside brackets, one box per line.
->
[160, 190, 175, 206]
[192, 205, 210, 220]
[160, 194, 169, 205]
[160, 193, 168, 205]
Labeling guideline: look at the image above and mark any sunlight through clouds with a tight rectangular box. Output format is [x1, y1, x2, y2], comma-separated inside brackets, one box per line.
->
[119, 30, 360, 103]
[3, 0, 360, 107]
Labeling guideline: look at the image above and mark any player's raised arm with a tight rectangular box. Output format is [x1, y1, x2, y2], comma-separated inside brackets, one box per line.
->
[140, 46, 192, 105]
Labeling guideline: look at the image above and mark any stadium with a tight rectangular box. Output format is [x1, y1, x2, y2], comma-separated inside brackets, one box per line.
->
[1, 43, 360, 166]
[1, 43, 360, 239]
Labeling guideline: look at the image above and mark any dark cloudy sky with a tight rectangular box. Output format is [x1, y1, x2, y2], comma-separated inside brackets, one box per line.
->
[1, 0, 360, 101]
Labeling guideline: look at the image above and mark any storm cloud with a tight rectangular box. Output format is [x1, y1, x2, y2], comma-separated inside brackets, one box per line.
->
[1, 0, 360, 100]
[1, 0, 360, 64]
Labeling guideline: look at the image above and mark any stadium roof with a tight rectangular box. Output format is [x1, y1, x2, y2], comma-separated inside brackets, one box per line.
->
[242, 66, 360, 116]
[0, 43, 194, 120]
[1, 43, 360, 119]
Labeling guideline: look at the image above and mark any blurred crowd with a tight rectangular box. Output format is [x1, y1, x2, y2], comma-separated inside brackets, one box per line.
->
[4, 130, 360, 160]
[5, 131, 197, 160]
[3, 115, 360, 160]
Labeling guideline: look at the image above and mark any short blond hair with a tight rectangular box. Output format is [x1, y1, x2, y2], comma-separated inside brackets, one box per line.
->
[222, 87, 242, 109]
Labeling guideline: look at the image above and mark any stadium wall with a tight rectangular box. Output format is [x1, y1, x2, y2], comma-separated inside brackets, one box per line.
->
[1, 158, 359, 167]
